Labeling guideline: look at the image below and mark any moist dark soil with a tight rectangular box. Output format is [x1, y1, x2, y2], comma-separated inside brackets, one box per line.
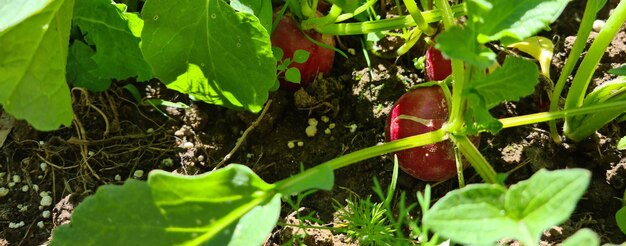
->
[1, 1, 626, 245]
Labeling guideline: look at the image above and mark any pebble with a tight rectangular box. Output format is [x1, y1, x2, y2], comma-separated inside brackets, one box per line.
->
[161, 158, 174, 167]
[40, 196, 53, 207]
[0, 187, 8, 197]
[8, 221, 24, 229]
[347, 124, 358, 133]
[305, 125, 317, 137]
[182, 142, 194, 149]
[133, 170, 144, 178]
[593, 19, 605, 32]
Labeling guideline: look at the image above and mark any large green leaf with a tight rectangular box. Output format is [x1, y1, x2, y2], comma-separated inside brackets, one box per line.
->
[423, 184, 514, 243]
[66, 41, 111, 92]
[466, 56, 539, 109]
[229, 0, 273, 33]
[0, 0, 74, 131]
[463, 56, 538, 133]
[561, 229, 599, 246]
[141, 0, 276, 113]
[617, 206, 626, 234]
[435, 26, 496, 68]
[72, 0, 152, 82]
[504, 169, 590, 239]
[425, 169, 591, 245]
[50, 180, 176, 245]
[469, 0, 570, 44]
[51, 164, 281, 245]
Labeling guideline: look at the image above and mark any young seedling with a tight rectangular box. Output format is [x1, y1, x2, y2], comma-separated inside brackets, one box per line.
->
[272, 9, 335, 90]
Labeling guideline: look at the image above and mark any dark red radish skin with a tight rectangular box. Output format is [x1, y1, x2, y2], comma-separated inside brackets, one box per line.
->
[425, 46, 452, 81]
[385, 86, 462, 181]
[271, 12, 335, 91]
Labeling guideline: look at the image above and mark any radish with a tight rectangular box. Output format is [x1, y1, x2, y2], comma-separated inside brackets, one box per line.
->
[271, 11, 335, 90]
[385, 86, 460, 181]
[424, 46, 452, 81]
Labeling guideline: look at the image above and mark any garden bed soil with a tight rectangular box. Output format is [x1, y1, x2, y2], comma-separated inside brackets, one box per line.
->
[1, 1, 626, 245]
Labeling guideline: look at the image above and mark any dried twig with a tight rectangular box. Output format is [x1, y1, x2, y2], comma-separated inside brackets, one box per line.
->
[213, 100, 273, 170]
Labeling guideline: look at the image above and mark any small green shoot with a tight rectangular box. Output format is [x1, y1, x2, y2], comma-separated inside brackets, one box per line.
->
[274, 47, 310, 84]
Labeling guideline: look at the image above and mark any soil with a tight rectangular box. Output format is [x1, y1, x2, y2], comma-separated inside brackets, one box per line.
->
[1, 1, 626, 245]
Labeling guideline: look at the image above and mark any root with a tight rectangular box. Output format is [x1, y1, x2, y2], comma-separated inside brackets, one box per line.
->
[214, 100, 273, 170]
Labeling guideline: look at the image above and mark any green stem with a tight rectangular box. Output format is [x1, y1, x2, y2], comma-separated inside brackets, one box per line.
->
[454, 147, 465, 187]
[450, 135, 498, 184]
[563, 0, 626, 130]
[313, 3, 466, 35]
[329, 128, 448, 170]
[433, 0, 455, 28]
[500, 100, 626, 128]
[275, 129, 447, 191]
[301, 4, 343, 30]
[548, 0, 597, 143]
[404, 0, 436, 36]
[434, 0, 466, 132]
[336, 0, 378, 22]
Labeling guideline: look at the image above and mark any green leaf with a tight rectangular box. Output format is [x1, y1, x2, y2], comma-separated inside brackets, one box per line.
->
[141, 0, 276, 113]
[122, 84, 142, 103]
[229, 0, 273, 33]
[467, 56, 539, 109]
[0, 0, 74, 131]
[617, 207, 626, 234]
[504, 169, 591, 240]
[618, 136, 626, 150]
[73, 0, 152, 81]
[292, 49, 310, 64]
[425, 169, 591, 245]
[285, 67, 301, 84]
[50, 180, 175, 245]
[435, 26, 496, 68]
[466, 93, 503, 134]
[66, 41, 111, 92]
[469, 0, 570, 44]
[51, 164, 281, 245]
[272, 47, 284, 61]
[148, 165, 279, 245]
[276, 163, 334, 195]
[561, 229, 600, 246]
[424, 184, 513, 244]
[609, 65, 626, 76]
